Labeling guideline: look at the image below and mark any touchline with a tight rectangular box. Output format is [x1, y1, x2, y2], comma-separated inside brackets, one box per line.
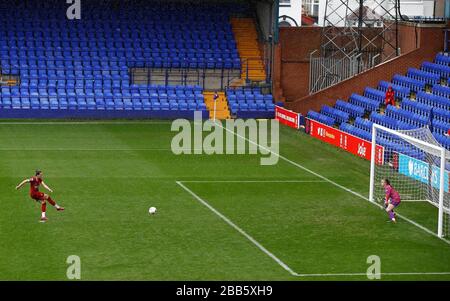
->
[171, 111, 280, 165]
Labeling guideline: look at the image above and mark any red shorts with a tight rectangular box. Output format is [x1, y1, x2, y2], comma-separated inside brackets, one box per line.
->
[31, 192, 45, 201]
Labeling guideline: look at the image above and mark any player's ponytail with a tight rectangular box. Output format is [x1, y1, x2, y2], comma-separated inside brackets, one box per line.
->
[35, 170, 42, 176]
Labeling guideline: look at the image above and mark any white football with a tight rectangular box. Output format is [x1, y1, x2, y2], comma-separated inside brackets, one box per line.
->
[148, 207, 157, 215]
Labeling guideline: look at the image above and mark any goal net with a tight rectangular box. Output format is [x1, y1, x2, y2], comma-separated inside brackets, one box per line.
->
[369, 124, 450, 239]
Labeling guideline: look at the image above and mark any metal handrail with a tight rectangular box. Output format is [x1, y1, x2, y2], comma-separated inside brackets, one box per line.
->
[240, 57, 268, 83]
[130, 65, 242, 91]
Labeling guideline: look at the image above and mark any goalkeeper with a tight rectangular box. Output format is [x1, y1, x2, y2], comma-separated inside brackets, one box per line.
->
[382, 178, 401, 223]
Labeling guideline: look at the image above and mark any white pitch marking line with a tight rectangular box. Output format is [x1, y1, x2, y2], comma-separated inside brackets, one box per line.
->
[218, 123, 450, 246]
[179, 180, 327, 183]
[296, 272, 450, 277]
[0, 148, 173, 151]
[176, 180, 300, 277]
[0, 148, 213, 152]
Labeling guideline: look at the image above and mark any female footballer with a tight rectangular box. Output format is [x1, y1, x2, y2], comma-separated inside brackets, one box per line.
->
[16, 170, 64, 222]
[382, 178, 400, 223]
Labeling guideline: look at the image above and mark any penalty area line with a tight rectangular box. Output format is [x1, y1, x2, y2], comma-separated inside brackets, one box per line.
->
[175, 180, 300, 277]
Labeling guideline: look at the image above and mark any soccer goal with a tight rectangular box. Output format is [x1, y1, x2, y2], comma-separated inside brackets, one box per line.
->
[369, 124, 450, 239]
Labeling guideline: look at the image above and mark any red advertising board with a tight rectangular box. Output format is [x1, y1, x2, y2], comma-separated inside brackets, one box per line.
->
[306, 118, 384, 165]
[275, 106, 299, 129]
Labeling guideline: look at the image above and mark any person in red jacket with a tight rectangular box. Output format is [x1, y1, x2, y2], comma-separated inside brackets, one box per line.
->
[445, 129, 450, 137]
[385, 86, 395, 107]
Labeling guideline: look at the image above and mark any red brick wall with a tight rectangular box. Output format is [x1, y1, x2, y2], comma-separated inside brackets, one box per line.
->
[281, 24, 446, 115]
[272, 27, 322, 101]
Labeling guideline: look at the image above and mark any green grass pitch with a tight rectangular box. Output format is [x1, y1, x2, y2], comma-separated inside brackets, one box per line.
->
[0, 120, 449, 280]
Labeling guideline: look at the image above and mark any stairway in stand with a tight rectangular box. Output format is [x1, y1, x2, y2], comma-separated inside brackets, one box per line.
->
[203, 91, 231, 120]
[230, 17, 266, 84]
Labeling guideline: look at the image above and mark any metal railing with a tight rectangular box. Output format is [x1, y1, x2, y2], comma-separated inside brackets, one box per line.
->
[309, 50, 384, 94]
[0, 58, 268, 90]
[130, 65, 241, 91]
[241, 57, 270, 84]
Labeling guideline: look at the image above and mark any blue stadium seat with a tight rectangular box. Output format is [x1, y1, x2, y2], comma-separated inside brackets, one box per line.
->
[320, 105, 349, 124]
[307, 110, 335, 126]
[349, 93, 379, 112]
[335, 100, 365, 118]
[0, 0, 262, 117]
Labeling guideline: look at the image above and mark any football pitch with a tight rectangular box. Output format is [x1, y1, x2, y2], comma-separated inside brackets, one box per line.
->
[0, 120, 449, 280]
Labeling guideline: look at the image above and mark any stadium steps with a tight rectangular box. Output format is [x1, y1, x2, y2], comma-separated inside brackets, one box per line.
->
[230, 18, 266, 82]
[0, 71, 20, 86]
[203, 91, 231, 120]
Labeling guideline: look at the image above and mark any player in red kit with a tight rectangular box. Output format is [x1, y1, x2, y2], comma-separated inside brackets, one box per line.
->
[16, 170, 64, 222]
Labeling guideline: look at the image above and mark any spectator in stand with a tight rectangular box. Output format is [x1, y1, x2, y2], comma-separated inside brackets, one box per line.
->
[385, 86, 396, 107]
[445, 129, 450, 137]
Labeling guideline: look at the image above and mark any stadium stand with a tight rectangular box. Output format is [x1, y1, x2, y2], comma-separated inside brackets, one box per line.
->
[307, 53, 450, 152]
[0, 0, 274, 119]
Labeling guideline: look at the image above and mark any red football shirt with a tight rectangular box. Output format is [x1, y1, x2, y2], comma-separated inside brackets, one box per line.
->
[29, 176, 42, 194]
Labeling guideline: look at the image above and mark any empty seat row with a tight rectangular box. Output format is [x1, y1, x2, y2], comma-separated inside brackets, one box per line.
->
[422, 61, 450, 77]
[432, 119, 450, 135]
[385, 105, 430, 128]
[392, 74, 426, 92]
[228, 94, 272, 101]
[1, 93, 205, 103]
[415, 91, 450, 110]
[370, 112, 401, 130]
[364, 87, 386, 103]
[229, 102, 274, 113]
[434, 53, 450, 66]
[349, 93, 380, 112]
[334, 99, 365, 118]
[432, 84, 450, 98]
[433, 107, 450, 123]
[339, 123, 372, 142]
[227, 87, 274, 114]
[0, 99, 208, 111]
[1, 86, 204, 95]
[400, 98, 432, 117]
[406, 68, 441, 84]
[307, 110, 335, 126]
[320, 105, 349, 124]
[354, 117, 373, 132]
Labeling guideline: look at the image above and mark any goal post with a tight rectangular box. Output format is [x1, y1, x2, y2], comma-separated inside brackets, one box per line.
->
[369, 123, 450, 239]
